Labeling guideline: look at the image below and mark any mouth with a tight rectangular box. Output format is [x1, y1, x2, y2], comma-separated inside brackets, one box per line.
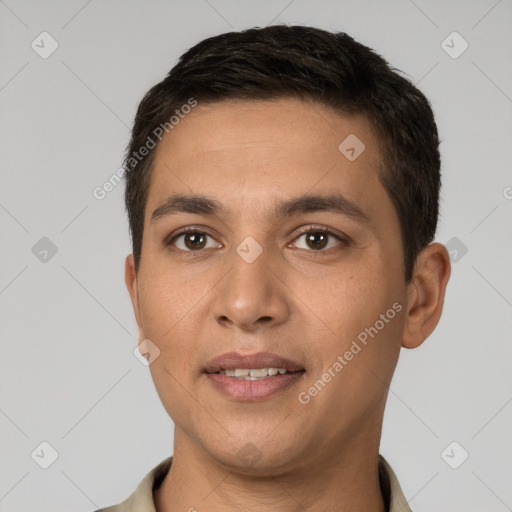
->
[204, 352, 306, 401]
[213, 368, 305, 380]
[204, 351, 305, 374]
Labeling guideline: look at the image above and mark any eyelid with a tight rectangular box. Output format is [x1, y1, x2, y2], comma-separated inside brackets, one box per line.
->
[165, 226, 222, 250]
[289, 224, 351, 247]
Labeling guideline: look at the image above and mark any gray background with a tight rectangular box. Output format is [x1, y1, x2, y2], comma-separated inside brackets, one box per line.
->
[1, 0, 511, 510]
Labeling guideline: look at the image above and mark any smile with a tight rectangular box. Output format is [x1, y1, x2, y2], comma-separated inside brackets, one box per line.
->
[217, 368, 289, 379]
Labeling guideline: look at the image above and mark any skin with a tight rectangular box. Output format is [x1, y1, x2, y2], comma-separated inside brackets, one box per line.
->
[125, 97, 451, 512]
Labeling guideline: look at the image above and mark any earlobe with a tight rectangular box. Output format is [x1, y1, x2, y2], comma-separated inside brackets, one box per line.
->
[402, 243, 451, 349]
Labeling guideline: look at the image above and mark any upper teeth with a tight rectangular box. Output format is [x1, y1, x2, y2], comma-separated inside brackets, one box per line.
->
[219, 368, 288, 377]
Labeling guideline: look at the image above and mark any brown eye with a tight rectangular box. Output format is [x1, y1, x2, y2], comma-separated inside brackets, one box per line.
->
[305, 232, 329, 250]
[291, 228, 347, 251]
[168, 230, 221, 252]
[183, 233, 207, 250]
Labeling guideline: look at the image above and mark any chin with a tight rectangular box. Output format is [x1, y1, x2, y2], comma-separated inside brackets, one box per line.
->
[205, 437, 302, 476]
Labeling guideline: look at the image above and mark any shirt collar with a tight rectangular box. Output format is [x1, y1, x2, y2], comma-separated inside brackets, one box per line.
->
[99, 454, 411, 512]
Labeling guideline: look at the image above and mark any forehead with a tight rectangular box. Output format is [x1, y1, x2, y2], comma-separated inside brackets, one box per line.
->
[146, 97, 389, 224]
[153, 97, 381, 163]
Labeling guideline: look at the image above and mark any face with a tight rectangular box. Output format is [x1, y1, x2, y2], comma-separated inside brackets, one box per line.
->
[126, 97, 410, 474]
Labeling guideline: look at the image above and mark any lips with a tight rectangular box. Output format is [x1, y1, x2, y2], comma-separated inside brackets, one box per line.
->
[205, 351, 306, 401]
[204, 351, 305, 374]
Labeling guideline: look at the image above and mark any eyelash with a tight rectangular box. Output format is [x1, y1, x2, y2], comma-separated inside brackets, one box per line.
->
[164, 225, 350, 254]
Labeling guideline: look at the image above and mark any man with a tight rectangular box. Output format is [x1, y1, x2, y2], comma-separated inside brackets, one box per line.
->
[97, 25, 450, 512]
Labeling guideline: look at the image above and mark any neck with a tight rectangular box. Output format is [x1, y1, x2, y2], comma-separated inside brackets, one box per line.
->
[155, 428, 386, 512]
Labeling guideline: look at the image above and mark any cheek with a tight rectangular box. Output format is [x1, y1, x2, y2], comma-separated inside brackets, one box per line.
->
[138, 265, 205, 332]
[306, 258, 404, 375]
[303, 258, 392, 332]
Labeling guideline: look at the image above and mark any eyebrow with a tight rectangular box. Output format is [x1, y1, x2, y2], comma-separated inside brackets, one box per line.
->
[150, 193, 370, 224]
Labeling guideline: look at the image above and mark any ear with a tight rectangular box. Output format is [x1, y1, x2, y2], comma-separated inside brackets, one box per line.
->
[125, 254, 144, 339]
[402, 242, 451, 349]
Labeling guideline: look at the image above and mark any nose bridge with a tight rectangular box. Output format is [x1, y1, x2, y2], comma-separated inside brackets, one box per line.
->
[214, 237, 289, 329]
[234, 237, 272, 288]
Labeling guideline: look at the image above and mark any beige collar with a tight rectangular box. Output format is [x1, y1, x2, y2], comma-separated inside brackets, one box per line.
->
[96, 454, 411, 512]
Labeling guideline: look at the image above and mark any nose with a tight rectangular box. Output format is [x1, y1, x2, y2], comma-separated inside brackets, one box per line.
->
[213, 243, 290, 332]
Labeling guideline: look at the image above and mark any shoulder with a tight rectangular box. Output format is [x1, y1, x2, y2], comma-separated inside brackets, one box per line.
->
[92, 456, 173, 512]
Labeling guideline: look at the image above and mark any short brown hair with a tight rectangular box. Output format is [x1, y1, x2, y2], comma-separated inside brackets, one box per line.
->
[124, 25, 441, 282]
